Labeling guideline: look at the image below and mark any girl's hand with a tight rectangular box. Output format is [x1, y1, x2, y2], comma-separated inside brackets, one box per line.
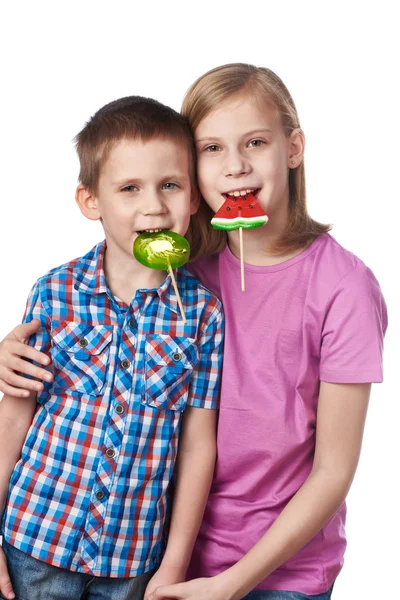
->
[0, 320, 52, 397]
[146, 576, 235, 600]
[144, 564, 186, 599]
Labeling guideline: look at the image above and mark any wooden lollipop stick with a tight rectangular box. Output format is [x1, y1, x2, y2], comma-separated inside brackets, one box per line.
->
[239, 227, 245, 292]
[168, 265, 187, 324]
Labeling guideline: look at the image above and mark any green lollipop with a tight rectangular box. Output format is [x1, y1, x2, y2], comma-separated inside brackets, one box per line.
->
[133, 230, 190, 322]
[134, 230, 190, 270]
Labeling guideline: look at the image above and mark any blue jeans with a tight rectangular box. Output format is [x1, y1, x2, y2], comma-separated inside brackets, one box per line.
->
[241, 584, 334, 600]
[0, 540, 155, 600]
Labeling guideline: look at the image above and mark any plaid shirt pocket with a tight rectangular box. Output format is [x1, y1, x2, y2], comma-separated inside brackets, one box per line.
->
[143, 334, 198, 411]
[51, 321, 113, 395]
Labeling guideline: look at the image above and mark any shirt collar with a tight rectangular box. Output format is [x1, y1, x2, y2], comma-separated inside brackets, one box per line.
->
[74, 240, 109, 295]
[75, 240, 186, 316]
[157, 269, 186, 317]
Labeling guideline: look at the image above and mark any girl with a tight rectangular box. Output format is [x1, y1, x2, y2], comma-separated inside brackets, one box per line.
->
[0, 64, 387, 600]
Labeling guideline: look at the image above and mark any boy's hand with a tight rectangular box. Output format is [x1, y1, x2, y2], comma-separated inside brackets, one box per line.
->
[0, 544, 15, 599]
[144, 564, 186, 600]
[0, 320, 52, 397]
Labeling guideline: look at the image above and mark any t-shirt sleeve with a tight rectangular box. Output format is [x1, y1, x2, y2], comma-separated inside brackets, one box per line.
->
[320, 262, 387, 384]
[187, 300, 224, 410]
[22, 279, 52, 360]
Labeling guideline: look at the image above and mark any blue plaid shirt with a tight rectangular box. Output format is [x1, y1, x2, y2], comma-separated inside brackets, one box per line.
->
[2, 241, 224, 577]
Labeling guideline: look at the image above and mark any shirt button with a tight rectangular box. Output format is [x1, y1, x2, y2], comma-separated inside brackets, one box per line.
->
[95, 490, 105, 500]
[115, 404, 124, 415]
[106, 448, 116, 458]
[121, 359, 130, 369]
[79, 338, 88, 347]
[173, 352, 182, 361]
[129, 319, 135, 328]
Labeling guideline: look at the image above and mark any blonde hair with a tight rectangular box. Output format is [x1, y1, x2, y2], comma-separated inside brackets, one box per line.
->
[184, 63, 331, 260]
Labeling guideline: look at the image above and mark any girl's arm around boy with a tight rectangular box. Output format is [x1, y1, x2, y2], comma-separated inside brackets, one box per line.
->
[0, 320, 53, 397]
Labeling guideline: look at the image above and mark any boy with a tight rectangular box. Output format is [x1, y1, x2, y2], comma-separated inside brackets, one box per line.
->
[0, 96, 224, 599]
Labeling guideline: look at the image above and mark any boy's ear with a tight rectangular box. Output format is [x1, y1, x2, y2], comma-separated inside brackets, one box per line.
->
[75, 185, 101, 221]
[190, 187, 201, 215]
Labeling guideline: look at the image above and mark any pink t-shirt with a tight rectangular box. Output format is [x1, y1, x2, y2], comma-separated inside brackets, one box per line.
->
[187, 233, 387, 595]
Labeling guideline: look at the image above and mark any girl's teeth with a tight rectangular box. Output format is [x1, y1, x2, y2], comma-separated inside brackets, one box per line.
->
[227, 189, 255, 197]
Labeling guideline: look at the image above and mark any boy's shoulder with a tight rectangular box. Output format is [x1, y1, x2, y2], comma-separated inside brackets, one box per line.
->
[179, 266, 223, 317]
[185, 253, 222, 301]
[32, 243, 101, 291]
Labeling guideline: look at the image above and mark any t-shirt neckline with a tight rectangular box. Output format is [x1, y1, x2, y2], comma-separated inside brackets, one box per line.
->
[222, 233, 327, 273]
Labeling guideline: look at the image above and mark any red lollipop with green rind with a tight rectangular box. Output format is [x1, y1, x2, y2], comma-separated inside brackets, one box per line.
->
[210, 192, 268, 292]
[211, 193, 268, 231]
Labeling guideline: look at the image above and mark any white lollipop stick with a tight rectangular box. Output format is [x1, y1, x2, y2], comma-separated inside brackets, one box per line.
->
[168, 265, 187, 324]
[239, 227, 245, 292]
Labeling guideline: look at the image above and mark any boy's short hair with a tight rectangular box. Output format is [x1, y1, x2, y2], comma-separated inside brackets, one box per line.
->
[75, 96, 197, 194]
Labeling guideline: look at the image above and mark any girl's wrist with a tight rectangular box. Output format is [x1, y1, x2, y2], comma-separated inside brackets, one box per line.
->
[215, 561, 264, 600]
[213, 569, 247, 600]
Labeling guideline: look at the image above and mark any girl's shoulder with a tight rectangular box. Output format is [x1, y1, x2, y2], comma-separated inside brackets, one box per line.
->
[313, 233, 387, 332]
[315, 235, 387, 383]
[311, 233, 379, 293]
[314, 232, 359, 271]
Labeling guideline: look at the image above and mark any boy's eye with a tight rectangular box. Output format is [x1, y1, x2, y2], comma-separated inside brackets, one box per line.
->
[204, 144, 221, 152]
[248, 139, 264, 148]
[162, 182, 179, 190]
[121, 185, 138, 192]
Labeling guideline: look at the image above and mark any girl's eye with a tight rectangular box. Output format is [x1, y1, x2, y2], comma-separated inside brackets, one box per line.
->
[162, 182, 179, 190]
[204, 144, 221, 152]
[248, 139, 264, 148]
[121, 185, 138, 192]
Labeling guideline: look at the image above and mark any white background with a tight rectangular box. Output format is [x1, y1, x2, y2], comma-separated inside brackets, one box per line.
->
[0, 1, 399, 598]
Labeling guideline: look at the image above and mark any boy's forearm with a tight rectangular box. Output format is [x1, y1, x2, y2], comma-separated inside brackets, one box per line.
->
[160, 408, 217, 573]
[0, 393, 37, 517]
[161, 444, 216, 573]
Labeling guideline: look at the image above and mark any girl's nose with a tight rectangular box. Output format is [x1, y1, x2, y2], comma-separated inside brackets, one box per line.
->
[224, 149, 250, 178]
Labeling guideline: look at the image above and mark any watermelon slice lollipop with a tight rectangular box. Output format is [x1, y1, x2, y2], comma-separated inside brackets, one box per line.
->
[211, 192, 268, 291]
[134, 230, 190, 323]
[211, 192, 268, 231]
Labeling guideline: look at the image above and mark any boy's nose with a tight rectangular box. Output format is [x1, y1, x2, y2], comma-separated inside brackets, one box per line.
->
[142, 192, 167, 215]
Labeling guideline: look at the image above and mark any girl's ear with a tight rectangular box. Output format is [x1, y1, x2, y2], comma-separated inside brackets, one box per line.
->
[288, 128, 305, 169]
[75, 185, 101, 221]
